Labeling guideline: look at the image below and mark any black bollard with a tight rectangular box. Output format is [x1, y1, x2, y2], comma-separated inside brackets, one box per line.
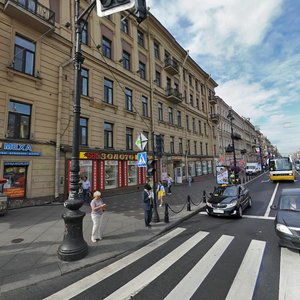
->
[187, 195, 191, 211]
[202, 190, 207, 203]
[164, 203, 169, 223]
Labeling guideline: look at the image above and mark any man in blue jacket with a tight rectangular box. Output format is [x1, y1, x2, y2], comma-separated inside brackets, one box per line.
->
[143, 184, 153, 228]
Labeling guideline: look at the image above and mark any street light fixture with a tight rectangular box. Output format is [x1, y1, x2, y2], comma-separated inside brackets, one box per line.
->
[227, 108, 237, 168]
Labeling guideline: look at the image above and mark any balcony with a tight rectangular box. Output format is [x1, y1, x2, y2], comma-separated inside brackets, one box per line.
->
[210, 113, 220, 124]
[166, 88, 182, 104]
[164, 57, 179, 75]
[208, 95, 218, 105]
[4, 0, 55, 35]
[232, 132, 242, 140]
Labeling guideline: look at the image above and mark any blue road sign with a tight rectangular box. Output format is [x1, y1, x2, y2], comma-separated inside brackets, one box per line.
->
[137, 152, 147, 167]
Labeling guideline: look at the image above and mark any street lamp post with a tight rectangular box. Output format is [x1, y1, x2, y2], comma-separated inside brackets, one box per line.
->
[57, 0, 96, 261]
[227, 108, 237, 168]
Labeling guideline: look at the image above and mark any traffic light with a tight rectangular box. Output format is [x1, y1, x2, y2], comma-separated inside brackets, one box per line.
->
[147, 159, 155, 176]
[134, 0, 148, 24]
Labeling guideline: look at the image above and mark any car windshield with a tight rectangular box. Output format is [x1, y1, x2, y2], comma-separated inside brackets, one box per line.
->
[222, 186, 238, 197]
[279, 195, 300, 211]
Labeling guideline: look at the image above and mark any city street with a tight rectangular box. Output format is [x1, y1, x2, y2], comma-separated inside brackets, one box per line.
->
[2, 173, 300, 300]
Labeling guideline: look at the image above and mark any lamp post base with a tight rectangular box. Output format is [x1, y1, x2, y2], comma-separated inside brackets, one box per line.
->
[57, 200, 88, 261]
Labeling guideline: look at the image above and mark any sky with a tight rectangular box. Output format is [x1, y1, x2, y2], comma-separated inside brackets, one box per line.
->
[147, 0, 300, 156]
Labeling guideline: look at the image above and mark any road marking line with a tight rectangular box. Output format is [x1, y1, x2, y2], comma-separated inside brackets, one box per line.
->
[104, 231, 209, 300]
[44, 227, 186, 300]
[264, 182, 279, 217]
[199, 211, 275, 220]
[225, 240, 266, 300]
[279, 247, 300, 300]
[164, 235, 234, 300]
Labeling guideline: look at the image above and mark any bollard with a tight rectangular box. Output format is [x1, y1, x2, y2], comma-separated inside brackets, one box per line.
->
[202, 190, 206, 203]
[164, 203, 169, 223]
[187, 195, 191, 211]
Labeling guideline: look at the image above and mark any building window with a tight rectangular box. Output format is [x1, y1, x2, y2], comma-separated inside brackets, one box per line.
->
[183, 69, 186, 81]
[174, 82, 179, 92]
[166, 77, 171, 90]
[201, 84, 205, 95]
[154, 41, 160, 59]
[137, 30, 144, 47]
[104, 122, 113, 148]
[200, 142, 203, 155]
[121, 16, 129, 34]
[7, 100, 31, 139]
[82, 21, 88, 45]
[202, 101, 205, 111]
[143, 131, 149, 151]
[104, 78, 113, 104]
[194, 141, 197, 155]
[187, 140, 191, 155]
[102, 36, 112, 59]
[170, 136, 175, 154]
[14, 35, 36, 76]
[199, 120, 202, 135]
[192, 118, 196, 132]
[126, 127, 133, 150]
[186, 115, 189, 130]
[80, 117, 88, 146]
[158, 102, 163, 121]
[81, 68, 89, 96]
[205, 143, 208, 155]
[189, 75, 193, 86]
[195, 80, 199, 91]
[122, 50, 131, 70]
[168, 107, 173, 124]
[125, 88, 132, 111]
[141, 96, 148, 117]
[204, 123, 207, 135]
[190, 94, 193, 106]
[196, 98, 199, 110]
[184, 90, 187, 103]
[177, 111, 181, 127]
[139, 61, 146, 79]
[155, 71, 161, 87]
[179, 138, 183, 154]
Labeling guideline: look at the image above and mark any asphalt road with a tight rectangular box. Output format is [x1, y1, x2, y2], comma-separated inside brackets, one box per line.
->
[2, 173, 300, 300]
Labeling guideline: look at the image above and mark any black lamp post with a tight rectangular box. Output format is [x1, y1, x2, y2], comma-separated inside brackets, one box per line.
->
[57, 0, 96, 261]
[227, 108, 237, 168]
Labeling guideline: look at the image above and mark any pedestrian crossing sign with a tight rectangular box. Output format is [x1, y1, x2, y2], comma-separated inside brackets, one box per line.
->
[137, 152, 147, 167]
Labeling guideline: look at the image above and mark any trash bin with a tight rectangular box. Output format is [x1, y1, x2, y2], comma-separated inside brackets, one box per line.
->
[0, 178, 8, 216]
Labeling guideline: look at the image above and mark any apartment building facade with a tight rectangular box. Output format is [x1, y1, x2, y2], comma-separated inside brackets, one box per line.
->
[0, 0, 220, 207]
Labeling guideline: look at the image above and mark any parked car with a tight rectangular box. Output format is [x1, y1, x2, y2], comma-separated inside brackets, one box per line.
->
[206, 184, 252, 218]
[271, 188, 300, 250]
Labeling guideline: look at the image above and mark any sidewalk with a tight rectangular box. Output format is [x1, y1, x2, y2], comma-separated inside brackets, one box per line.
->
[0, 175, 217, 294]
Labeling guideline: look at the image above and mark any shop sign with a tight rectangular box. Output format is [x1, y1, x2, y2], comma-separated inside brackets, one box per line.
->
[80, 151, 136, 161]
[4, 162, 29, 166]
[0, 143, 41, 156]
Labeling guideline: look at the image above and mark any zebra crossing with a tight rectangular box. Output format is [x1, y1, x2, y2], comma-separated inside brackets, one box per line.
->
[45, 227, 300, 300]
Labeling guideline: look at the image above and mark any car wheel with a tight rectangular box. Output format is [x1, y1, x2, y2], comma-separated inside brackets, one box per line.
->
[248, 197, 252, 208]
[237, 206, 243, 218]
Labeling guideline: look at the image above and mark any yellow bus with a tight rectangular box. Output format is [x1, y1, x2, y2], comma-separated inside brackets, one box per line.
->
[269, 157, 296, 182]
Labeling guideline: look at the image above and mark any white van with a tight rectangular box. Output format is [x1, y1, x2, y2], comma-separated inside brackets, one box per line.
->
[246, 163, 260, 175]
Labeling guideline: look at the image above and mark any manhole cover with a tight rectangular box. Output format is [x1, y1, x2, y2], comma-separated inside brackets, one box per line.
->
[11, 238, 24, 244]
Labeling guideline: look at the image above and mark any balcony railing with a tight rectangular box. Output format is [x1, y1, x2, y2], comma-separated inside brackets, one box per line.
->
[208, 95, 218, 104]
[4, 0, 55, 33]
[166, 88, 182, 104]
[164, 57, 179, 75]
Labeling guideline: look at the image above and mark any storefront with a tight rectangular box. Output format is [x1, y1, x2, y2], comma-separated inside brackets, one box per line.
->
[67, 151, 149, 192]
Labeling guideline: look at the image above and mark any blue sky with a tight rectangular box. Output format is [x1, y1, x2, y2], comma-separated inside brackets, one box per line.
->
[147, 0, 300, 156]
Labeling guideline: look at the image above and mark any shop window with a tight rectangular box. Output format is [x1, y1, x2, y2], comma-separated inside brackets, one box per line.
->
[105, 161, 118, 189]
[80, 117, 88, 146]
[13, 35, 36, 76]
[128, 161, 138, 186]
[104, 122, 113, 148]
[102, 36, 112, 59]
[196, 161, 202, 176]
[104, 78, 113, 104]
[202, 161, 208, 174]
[126, 127, 133, 150]
[79, 160, 92, 185]
[125, 88, 133, 111]
[3, 165, 27, 198]
[142, 96, 148, 117]
[81, 68, 89, 96]
[8, 100, 31, 139]
[122, 50, 131, 70]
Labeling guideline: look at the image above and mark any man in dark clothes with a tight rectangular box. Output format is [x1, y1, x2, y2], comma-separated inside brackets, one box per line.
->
[143, 184, 153, 228]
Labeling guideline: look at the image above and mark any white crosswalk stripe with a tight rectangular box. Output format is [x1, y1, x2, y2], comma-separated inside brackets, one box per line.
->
[44, 227, 300, 300]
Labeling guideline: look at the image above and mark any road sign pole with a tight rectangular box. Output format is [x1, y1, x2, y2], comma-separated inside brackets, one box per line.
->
[151, 131, 160, 223]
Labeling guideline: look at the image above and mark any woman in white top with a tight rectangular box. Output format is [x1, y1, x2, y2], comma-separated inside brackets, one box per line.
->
[90, 191, 107, 243]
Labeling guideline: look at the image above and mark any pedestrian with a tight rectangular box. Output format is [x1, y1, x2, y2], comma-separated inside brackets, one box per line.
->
[156, 180, 166, 207]
[166, 174, 174, 195]
[82, 176, 91, 203]
[188, 174, 192, 187]
[142, 184, 153, 228]
[90, 191, 107, 243]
